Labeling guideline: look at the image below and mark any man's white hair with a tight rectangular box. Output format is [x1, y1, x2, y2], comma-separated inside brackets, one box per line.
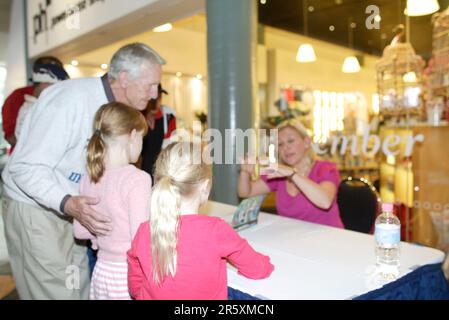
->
[109, 43, 166, 80]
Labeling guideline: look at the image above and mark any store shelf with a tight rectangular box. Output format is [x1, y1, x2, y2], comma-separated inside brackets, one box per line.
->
[384, 120, 449, 128]
[339, 165, 379, 171]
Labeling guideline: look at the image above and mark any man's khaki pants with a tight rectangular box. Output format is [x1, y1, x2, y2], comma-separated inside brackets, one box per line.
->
[2, 197, 90, 300]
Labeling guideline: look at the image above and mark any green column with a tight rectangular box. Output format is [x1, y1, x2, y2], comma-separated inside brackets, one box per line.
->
[206, 0, 258, 205]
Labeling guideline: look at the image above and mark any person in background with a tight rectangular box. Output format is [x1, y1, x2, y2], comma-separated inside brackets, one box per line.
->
[140, 84, 176, 180]
[14, 63, 70, 141]
[1, 43, 165, 300]
[127, 142, 274, 300]
[74, 102, 151, 300]
[2, 56, 63, 149]
[238, 118, 344, 229]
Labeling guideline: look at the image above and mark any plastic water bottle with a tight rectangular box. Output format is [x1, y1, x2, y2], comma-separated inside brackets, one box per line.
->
[374, 203, 401, 278]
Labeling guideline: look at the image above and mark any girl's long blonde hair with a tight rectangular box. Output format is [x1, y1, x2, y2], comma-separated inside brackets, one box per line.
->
[150, 142, 211, 285]
[86, 102, 147, 183]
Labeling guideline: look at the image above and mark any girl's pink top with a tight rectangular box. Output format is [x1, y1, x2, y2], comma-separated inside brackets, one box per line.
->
[261, 160, 344, 229]
[74, 165, 152, 262]
[127, 215, 274, 300]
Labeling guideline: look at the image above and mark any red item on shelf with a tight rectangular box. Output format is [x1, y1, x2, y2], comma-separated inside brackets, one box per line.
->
[393, 203, 413, 242]
[283, 87, 295, 102]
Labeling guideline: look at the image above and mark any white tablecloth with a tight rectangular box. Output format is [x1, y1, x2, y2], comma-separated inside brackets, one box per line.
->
[199, 201, 446, 300]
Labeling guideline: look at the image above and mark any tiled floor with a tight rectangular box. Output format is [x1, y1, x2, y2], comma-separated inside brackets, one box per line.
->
[0, 276, 16, 299]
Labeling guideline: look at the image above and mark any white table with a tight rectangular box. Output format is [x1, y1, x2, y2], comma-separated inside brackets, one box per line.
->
[199, 201, 446, 300]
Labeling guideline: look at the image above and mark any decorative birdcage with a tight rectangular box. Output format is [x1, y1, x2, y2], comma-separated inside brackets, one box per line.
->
[376, 41, 425, 122]
[429, 9, 449, 97]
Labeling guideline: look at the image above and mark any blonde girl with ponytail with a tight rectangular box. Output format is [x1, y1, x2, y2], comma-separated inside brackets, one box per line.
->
[127, 142, 274, 300]
[74, 102, 152, 300]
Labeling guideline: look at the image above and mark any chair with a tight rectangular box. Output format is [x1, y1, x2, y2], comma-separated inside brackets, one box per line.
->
[337, 177, 381, 234]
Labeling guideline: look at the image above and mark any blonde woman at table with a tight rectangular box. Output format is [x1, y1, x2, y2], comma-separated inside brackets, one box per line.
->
[127, 142, 274, 300]
[238, 119, 344, 229]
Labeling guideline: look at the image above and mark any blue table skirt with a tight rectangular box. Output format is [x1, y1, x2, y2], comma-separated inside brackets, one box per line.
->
[228, 287, 261, 300]
[354, 263, 449, 300]
[228, 263, 449, 300]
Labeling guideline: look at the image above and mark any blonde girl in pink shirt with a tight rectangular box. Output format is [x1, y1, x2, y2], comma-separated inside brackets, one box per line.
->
[74, 102, 151, 300]
[127, 142, 274, 300]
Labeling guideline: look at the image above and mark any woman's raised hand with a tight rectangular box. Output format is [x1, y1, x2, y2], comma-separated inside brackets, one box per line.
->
[240, 155, 256, 175]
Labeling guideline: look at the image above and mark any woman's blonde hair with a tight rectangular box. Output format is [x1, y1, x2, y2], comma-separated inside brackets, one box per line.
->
[277, 118, 310, 139]
[86, 102, 147, 183]
[150, 142, 212, 285]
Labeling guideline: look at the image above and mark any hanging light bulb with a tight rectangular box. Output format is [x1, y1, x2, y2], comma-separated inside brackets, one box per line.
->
[405, 0, 439, 16]
[342, 56, 361, 73]
[296, 0, 316, 63]
[406, 0, 439, 17]
[342, 17, 360, 73]
[296, 44, 317, 62]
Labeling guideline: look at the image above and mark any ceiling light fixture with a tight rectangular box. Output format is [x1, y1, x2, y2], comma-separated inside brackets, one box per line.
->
[296, 44, 317, 63]
[71, 60, 79, 67]
[342, 56, 361, 73]
[152, 23, 173, 32]
[405, 0, 439, 16]
[296, 0, 316, 63]
[342, 18, 361, 73]
[101, 64, 108, 70]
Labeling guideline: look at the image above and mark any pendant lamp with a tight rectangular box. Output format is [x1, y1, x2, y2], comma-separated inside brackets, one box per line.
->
[405, 0, 439, 17]
[296, 0, 316, 63]
[342, 56, 361, 73]
[342, 18, 360, 73]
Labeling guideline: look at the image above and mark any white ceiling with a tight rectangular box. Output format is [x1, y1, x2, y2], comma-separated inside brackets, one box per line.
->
[73, 14, 208, 76]
[42, 0, 205, 61]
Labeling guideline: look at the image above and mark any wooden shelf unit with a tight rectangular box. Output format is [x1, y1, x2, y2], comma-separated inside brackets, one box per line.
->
[380, 124, 449, 248]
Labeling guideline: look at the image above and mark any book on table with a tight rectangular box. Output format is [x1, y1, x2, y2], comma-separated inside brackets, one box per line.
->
[231, 195, 266, 231]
